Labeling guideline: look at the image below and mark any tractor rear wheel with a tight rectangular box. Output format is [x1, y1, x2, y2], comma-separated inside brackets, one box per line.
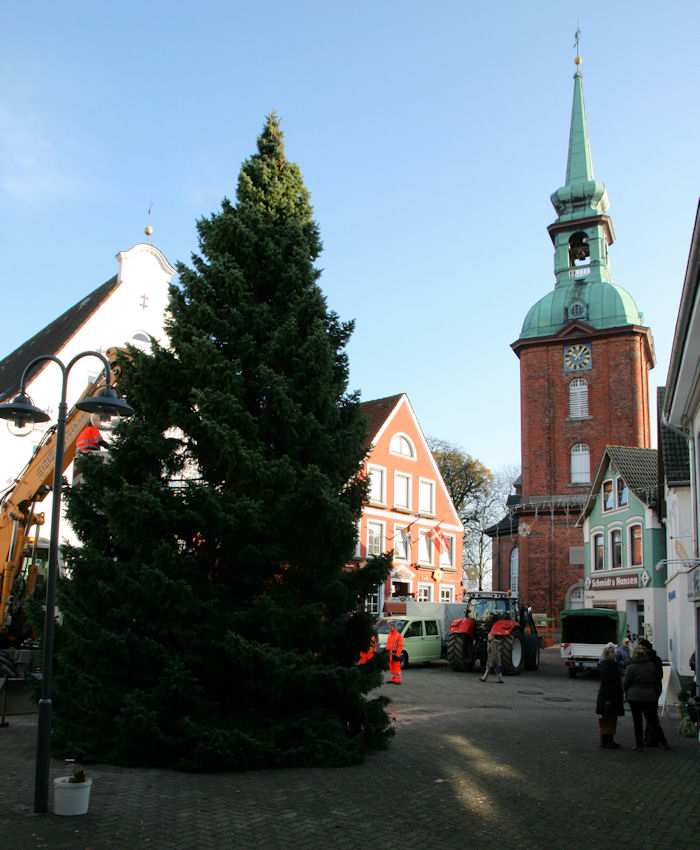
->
[500, 629, 525, 675]
[447, 633, 475, 672]
[524, 635, 540, 671]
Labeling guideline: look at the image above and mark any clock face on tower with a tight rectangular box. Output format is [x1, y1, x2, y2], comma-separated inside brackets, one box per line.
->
[563, 342, 592, 372]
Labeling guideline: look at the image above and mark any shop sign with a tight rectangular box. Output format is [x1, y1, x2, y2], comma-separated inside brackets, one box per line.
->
[586, 573, 641, 591]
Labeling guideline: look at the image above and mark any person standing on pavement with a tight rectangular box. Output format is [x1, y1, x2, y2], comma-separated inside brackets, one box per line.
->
[385, 622, 404, 685]
[358, 632, 377, 666]
[480, 632, 504, 683]
[596, 644, 624, 749]
[615, 638, 631, 670]
[638, 638, 663, 746]
[623, 645, 670, 751]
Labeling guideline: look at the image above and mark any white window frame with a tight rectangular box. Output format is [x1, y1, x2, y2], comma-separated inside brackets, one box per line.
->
[509, 547, 519, 594]
[418, 529, 433, 566]
[418, 478, 436, 515]
[568, 378, 589, 419]
[393, 471, 412, 511]
[609, 525, 623, 570]
[439, 534, 455, 568]
[366, 520, 385, 557]
[393, 524, 410, 562]
[570, 443, 590, 484]
[602, 479, 615, 512]
[591, 529, 605, 572]
[616, 477, 629, 508]
[389, 432, 417, 460]
[367, 464, 386, 506]
[417, 582, 433, 602]
[354, 521, 362, 559]
[363, 588, 380, 615]
[439, 584, 455, 603]
[628, 522, 643, 567]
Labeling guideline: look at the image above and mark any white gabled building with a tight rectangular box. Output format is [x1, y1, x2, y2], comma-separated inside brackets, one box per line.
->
[663, 201, 700, 696]
[0, 242, 175, 545]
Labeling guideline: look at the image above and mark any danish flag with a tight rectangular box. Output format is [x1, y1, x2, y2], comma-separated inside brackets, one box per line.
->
[429, 522, 449, 553]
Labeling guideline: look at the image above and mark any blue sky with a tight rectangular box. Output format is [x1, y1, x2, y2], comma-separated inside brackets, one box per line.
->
[2, 1, 699, 471]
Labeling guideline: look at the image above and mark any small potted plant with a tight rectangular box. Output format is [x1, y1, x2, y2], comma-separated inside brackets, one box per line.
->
[53, 762, 93, 816]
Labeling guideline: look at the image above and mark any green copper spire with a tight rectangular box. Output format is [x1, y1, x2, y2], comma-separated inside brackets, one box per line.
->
[551, 65, 609, 222]
[565, 69, 594, 184]
[518, 55, 646, 341]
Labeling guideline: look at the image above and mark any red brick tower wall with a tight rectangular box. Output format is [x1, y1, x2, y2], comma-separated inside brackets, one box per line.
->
[520, 329, 652, 498]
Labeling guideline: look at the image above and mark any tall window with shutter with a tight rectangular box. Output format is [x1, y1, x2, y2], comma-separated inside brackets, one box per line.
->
[568, 378, 589, 418]
[570, 444, 590, 483]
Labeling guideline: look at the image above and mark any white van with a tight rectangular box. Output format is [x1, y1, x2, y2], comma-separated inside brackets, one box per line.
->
[376, 616, 443, 667]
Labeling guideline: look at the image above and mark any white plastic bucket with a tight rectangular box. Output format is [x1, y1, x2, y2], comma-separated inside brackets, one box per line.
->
[53, 776, 92, 816]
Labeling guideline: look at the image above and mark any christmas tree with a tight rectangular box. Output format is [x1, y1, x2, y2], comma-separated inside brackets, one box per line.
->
[53, 114, 392, 770]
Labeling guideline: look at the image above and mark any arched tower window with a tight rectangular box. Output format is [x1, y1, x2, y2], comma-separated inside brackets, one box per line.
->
[570, 443, 590, 484]
[568, 378, 589, 419]
[509, 547, 519, 594]
[569, 231, 590, 267]
[130, 331, 151, 352]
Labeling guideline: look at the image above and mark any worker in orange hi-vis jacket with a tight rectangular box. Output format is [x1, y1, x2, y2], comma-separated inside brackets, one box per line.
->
[76, 423, 108, 454]
[385, 622, 404, 685]
[358, 633, 377, 666]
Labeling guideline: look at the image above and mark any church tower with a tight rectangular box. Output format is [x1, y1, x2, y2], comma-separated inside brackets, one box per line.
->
[489, 57, 655, 624]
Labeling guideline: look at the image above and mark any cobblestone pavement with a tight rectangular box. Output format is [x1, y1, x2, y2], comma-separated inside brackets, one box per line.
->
[1, 650, 698, 850]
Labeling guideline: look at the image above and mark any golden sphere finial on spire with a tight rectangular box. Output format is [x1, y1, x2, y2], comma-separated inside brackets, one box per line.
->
[574, 55, 582, 65]
[144, 224, 153, 237]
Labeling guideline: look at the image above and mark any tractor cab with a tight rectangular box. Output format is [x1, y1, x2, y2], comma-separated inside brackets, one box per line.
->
[464, 594, 515, 623]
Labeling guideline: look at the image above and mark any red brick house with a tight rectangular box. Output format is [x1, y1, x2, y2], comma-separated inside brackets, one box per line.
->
[352, 393, 464, 614]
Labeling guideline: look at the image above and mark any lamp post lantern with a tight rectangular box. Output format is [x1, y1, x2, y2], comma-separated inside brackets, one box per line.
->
[0, 350, 133, 813]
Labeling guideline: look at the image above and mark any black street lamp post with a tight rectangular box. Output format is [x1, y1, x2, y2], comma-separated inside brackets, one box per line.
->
[0, 350, 133, 814]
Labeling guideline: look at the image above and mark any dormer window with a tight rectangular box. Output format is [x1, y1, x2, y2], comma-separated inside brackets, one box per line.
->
[568, 302, 586, 320]
[616, 478, 629, 508]
[390, 433, 416, 459]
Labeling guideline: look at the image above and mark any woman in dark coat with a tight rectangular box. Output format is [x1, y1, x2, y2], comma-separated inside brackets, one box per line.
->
[597, 644, 625, 749]
[623, 645, 670, 751]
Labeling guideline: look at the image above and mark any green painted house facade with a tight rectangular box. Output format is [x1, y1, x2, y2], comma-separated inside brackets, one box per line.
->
[579, 446, 668, 654]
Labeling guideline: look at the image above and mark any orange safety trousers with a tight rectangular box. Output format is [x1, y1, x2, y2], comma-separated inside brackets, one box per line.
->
[386, 630, 404, 683]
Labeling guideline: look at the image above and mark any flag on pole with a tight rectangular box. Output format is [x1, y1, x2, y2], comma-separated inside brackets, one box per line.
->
[429, 522, 449, 553]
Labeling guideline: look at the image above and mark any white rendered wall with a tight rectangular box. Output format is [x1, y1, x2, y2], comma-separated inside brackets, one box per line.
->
[665, 483, 697, 677]
[0, 243, 175, 546]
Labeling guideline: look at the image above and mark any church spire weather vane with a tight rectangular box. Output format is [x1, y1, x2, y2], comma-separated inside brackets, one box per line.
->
[144, 201, 154, 239]
[573, 25, 582, 67]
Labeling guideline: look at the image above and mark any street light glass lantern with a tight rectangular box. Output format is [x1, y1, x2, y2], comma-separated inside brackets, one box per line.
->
[0, 391, 51, 427]
[76, 386, 134, 419]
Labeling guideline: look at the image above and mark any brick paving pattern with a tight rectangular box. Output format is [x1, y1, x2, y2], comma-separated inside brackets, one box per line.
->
[1, 650, 698, 849]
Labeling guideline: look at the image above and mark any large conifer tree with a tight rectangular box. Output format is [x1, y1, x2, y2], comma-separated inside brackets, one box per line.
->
[53, 115, 392, 770]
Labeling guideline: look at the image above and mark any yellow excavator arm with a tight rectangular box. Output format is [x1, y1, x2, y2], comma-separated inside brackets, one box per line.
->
[0, 351, 120, 633]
